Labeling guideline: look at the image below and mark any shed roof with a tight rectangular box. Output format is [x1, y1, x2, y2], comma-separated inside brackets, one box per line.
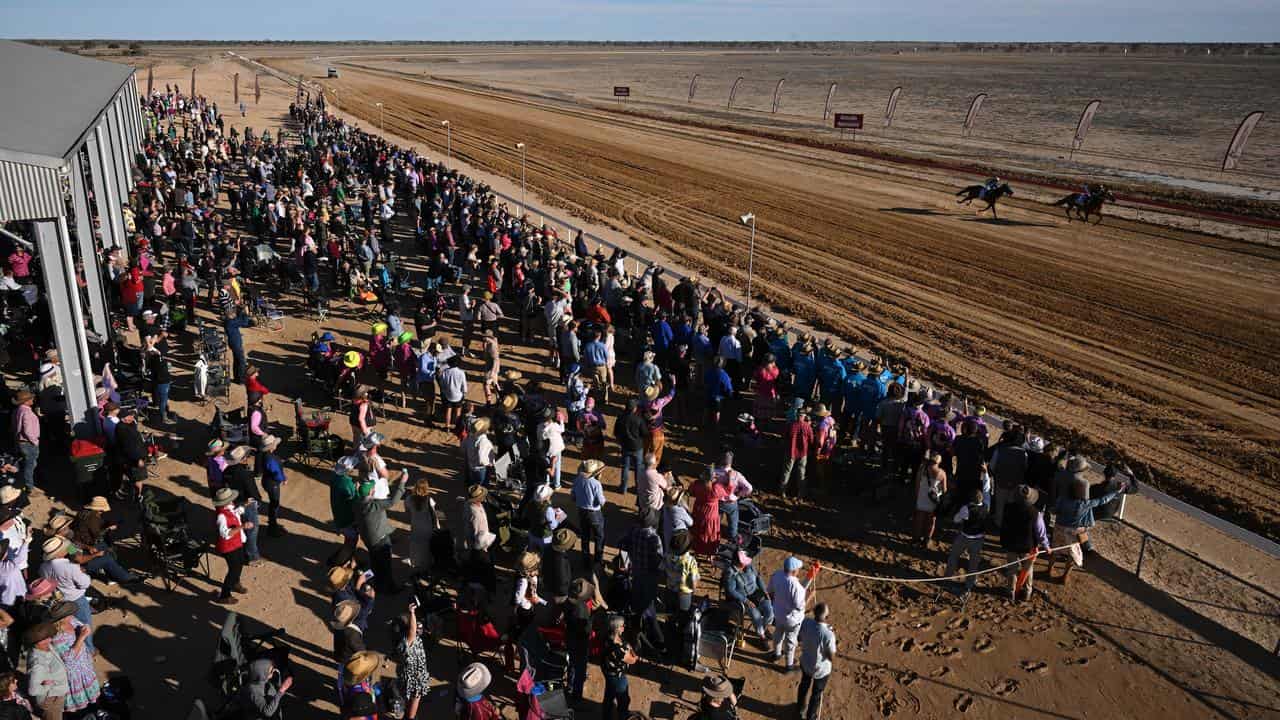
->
[0, 40, 136, 166]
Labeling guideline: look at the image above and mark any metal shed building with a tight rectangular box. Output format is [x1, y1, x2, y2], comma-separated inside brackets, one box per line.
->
[0, 40, 144, 432]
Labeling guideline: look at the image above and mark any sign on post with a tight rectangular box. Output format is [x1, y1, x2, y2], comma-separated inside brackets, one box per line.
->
[613, 86, 631, 98]
[833, 113, 864, 129]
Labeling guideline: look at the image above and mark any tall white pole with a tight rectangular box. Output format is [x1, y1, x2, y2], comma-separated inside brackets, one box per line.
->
[747, 217, 756, 308]
[516, 142, 527, 215]
[441, 120, 451, 167]
[376, 102, 384, 134]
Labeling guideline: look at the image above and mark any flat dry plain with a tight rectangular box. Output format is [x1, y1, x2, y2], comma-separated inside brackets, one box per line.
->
[253, 49, 1280, 540]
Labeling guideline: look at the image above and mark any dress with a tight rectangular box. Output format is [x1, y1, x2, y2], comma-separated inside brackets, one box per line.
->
[53, 623, 101, 712]
[753, 364, 780, 418]
[690, 481, 730, 555]
[398, 632, 430, 700]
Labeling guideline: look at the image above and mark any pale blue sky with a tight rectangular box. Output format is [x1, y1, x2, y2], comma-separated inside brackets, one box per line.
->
[1, 0, 1276, 42]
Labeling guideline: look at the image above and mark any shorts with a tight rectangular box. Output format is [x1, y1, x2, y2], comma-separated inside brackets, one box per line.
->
[444, 399, 462, 410]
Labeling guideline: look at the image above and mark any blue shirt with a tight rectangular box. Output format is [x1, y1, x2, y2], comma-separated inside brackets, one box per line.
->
[650, 320, 674, 353]
[706, 367, 734, 402]
[571, 472, 605, 511]
[582, 340, 609, 368]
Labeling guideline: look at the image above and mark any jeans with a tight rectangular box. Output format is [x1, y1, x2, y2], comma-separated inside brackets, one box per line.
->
[154, 382, 171, 420]
[743, 597, 774, 636]
[618, 449, 644, 496]
[73, 595, 94, 652]
[548, 452, 562, 489]
[578, 508, 605, 567]
[946, 535, 985, 592]
[242, 502, 261, 561]
[85, 553, 134, 583]
[780, 455, 808, 496]
[797, 671, 829, 720]
[721, 500, 740, 543]
[264, 481, 282, 528]
[17, 442, 38, 490]
[602, 675, 630, 720]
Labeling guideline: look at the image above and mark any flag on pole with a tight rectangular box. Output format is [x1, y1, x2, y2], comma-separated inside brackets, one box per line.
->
[233, 72, 239, 104]
[146, 65, 154, 96]
[255, 74, 261, 104]
[190, 67, 196, 97]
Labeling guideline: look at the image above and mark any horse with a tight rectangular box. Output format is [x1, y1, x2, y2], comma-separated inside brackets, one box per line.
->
[1052, 186, 1116, 224]
[955, 182, 1014, 218]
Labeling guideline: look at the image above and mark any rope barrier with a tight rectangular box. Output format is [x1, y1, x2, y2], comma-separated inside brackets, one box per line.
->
[812, 543, 1079, 585]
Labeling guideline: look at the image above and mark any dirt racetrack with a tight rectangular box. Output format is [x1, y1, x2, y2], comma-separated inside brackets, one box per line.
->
[265, 56, 1280, 540]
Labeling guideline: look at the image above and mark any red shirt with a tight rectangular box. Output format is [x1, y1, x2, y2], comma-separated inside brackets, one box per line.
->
[245, 376, 270, 396]
[786, 419, 814, 459]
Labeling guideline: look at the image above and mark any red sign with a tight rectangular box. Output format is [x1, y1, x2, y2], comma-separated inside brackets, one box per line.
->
[613, 86, 631, 97]
[833, 113, 863, 130]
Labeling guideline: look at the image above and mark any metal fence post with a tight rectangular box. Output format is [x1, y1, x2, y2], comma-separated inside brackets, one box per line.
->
[1135, 533, 1149, 580]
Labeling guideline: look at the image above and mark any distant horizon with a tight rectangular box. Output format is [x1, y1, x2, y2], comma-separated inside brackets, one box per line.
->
[2, 0, 1277, 44]
[13, 39, 1279, 46]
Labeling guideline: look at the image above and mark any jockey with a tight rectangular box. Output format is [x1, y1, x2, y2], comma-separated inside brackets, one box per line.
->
[983, 176, 1001, 195]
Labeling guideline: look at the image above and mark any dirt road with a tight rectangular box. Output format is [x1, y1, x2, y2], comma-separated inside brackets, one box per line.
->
[269, 57, 1280, 539]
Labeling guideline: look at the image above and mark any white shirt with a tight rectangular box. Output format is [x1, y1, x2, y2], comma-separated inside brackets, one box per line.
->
[0, 516, 31, 570]
[540, 420, 566, 457]
[718, 333, 743, 362]
[767, 570, 807, 628]
[366, 453, 390, 500]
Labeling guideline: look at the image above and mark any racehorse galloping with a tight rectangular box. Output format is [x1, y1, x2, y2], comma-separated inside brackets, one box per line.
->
[956, 181, 1014, 219]
[1052, 185, 1116, 224]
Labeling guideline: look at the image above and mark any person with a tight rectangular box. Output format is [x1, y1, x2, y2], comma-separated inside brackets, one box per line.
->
[329, 456, 363, 547]
[331, 600, 367, 689]
[704, 357, 733, 426]
[455, 662, 499, 720]
[712, 452, 752, 545]
[615, 400, 647, 496]
[601, 614, 638, 720]
[780, 410, 813, 498]
[223, 446, 263, 566]
[0, 671, 32, 715]
[37, 538, 93, 643]
[50, 608, 99, 714]
[571, 459, 607, 569]
[11, 391, 39, 491]
[257, 435, 287, 537]
[768, 556, 807, 670]
[635, 453, 668, 529]
[577, 396, 607, 461]
[349, 386, 376, 447]
[912, 453, 946, 546]
[797, 603, 837, 720]
[355, 470, 408, 594]
[206, 439, 229, 494]
[440, 355, 468, 429]
[406, 479, 437, 579]
[538, 407, 566, 489]
[540, 528, 575, 605]
[396, 602, 430, 720]
[213, 487, 249, 605]
[564, 578, 595, 706]
[147, 345, 173, 424]
[342, 650, 383, 719]
[753, 353, 780, 419]
[689, 466, 729, 556]
[666, 532, 699, 616]
[24, 623, 68, 720]
[999, 485, 1050, 604]
[582, 329, 610, 404]
[462, 417, 495, 487]
[812, 403, 838, 492]
[943, 490, 989, 600]
[660, 487, 693, 553]
[70, 497, 137, 586]
[462, 485, 491, 553]
[723, 550, 773, 642]
[1046, 470, 1125, 586]
[510, 551, 545, 652]
[990, 428, 1029, 528]
[113, 408, 148, 498]
[695, 675, 738, 720]
[982, 176, 1001, 198]
[240, 657, 292, 720]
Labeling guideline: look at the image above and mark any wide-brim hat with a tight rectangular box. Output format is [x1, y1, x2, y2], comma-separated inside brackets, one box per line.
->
[499, 394, 519, 412]
[534, 484, 553, 502]
[41, 536, 71, 559]
[358, 432, 386, 452]
[1019, 485, 1040, 506]
[228, 446, 251, 464]
[260, 434, 282, 452]
[371, 322, 388, 337]
[48, 601, 78, 622]
[641, 384, 660, 401]
[581, 459, 605, 478]
[552, 527, 576, 552]
[664, 487, 688, 507]
[457, 662, 492, 697]
[570, 578, 595, 602]
[397, 331, 414, 344]
[327, 565, 354, 592]
[517, 551, 541, 576]
[26, 577, 56, 600]
[85, 496, 111, 513]
[335, 455, 359, 475]
[467, 484, 488, 501]
[0, 486, 22, 505]
[206, 439, 226, 455]
[1067, 456, 1090, 473]
[332, 599, 362, 629]
[46, 514, 74, 536]
[500, 370, 523, 382]
[471, 417, 491, 434]
[213, 487, 239, 507]
[670, 532, 691, 556]
[23, 622, 58, 646]
[344, 650, 383, 683]
[813, 404, 831, 418]
[702, 674, 733, 700]
[342, 351, 361, 369]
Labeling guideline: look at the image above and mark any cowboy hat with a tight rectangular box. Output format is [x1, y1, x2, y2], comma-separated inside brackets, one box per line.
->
[457, 662, 492, 697]
[371, 322, 388, 336]
[517, 551, 541, 576]
[534, 484, 554, 503]
[23, 622, 58, 646]
[397, 331, 414, 344]
[552, 527, 576, 552]
[344, 650, 383, 683]
[85, 496, 111, 513]
[342, 351, 361, 369]
[213, 487, 239, 507]
[499, 394, 519, 412]
[664, 487, 688, 507]
[206, 439, 226, 455]
[570, 578, 595, 602]
[327, 565, 354, 592]
[1067, 456, 1090, 473]
[25, 577, 56, 600]
[581, 459, 605, 478]
[41, 536, 71, 559]
[334, 455, 359, 475]
[670, 532, 691, 556]
[0, 486, 21, 506]
[48, 601, 78, 623]
[641, 384, 660, 401]
[471, 417, 491, 434]
[332, 599, 362, 629]
[813, 404, 831, 418]
[46, 514, 74, 536]
[260, 435, 282, 452]
[1019, 485, 1040, 506]
[500, 369, 523, 382]
[228, 446, 251, 464]
[702, 675, 733, 701]
[467, 484, 488, 501]
[358, 432, 386, 451]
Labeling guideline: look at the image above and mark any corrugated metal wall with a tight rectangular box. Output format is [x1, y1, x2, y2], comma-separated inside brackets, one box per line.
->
[0, 160, 63, 221]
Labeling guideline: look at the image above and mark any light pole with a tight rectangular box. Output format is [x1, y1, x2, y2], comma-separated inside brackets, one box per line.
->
[515, 142, 527, 215]
[441, 120, 451, 167]
[740, 212, 756, 308]
[375, 102, 384, 134]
